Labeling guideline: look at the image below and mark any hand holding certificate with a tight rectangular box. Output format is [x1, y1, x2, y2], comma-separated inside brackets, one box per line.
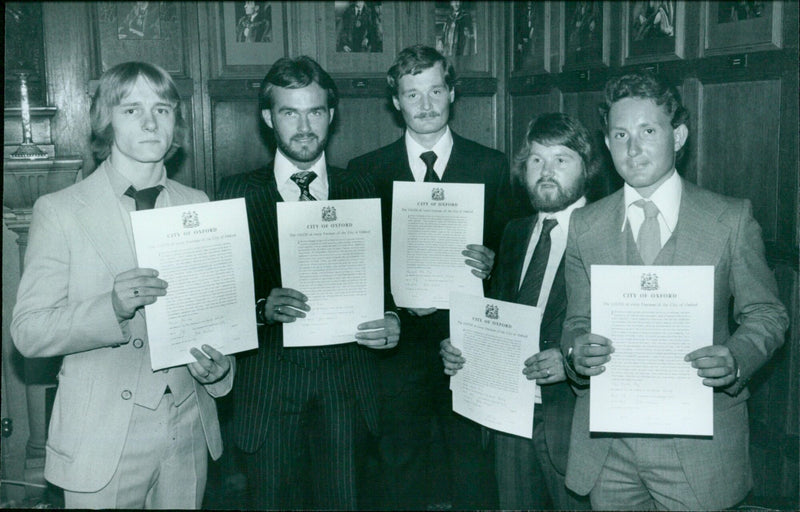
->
[130, 198, 258, 371]
[589, 265, 714, 436]
[391, 182, 484, 309]
[277, 198, 384, 347]
[449, 292, 541, 438]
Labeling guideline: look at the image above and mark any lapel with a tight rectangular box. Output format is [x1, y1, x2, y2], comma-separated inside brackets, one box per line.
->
[672, 180, 729, 265]
[389, 137, 414, 182]
[442, 132, 474, 183]
[578, 190, 627, 266]
[73, 163, 136, 277]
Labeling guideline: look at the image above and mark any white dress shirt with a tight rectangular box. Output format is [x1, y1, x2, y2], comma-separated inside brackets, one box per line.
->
[622, 169, 682, 248]
[274, 149, 330, 202]
[404, 127, 454, 182]
[518, 196, 586, 403]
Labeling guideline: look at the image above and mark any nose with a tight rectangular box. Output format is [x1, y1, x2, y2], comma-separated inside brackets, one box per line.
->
[627, 137, 641, 157]
[141, 110, 156, 132]
[540, 160, 556, 177]
[297, 114, 312, 133]
[420, 93, 432, 111]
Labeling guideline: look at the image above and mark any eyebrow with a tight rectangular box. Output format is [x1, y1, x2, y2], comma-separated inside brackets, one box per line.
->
[117, 100, 174, 108]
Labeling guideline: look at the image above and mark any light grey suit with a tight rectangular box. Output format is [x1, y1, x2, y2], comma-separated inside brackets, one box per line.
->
[11, 160, 234, 496]
[561, 178, 788, 509]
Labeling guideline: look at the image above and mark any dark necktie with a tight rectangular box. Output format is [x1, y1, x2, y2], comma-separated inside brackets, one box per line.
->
[517, 218, 558, 306]
[420, 151, 439, 183]
[634, 199, 661, 264]
[124, 185, 164, 210]
[291, 171, 317, 201]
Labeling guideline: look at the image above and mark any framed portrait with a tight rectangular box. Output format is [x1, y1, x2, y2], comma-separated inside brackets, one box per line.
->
[561, 1, 610, 70]
[702, 1, 782, 56]
[623, 1, 686, 65]
[217, 2, 286, 73]
[431, 1, 490, 74]
[325, 1, 396, 74]
[511, 1, 551, 74]
[5, 2, 47, 107]
[92, 2, 186, 77]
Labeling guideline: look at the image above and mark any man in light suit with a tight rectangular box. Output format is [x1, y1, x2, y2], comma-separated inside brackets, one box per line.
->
[217, 56, 400, 510]
[11, 61, 234, 509]
[347, 45, 527, 509]
[441, 113, 593, 510]
[561, 71, 789, 510]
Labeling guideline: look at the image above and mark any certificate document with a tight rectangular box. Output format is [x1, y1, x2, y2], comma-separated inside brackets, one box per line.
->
[277, 198, 383, 347]
[449, 291, 541, 438]
[390, 182, 484, 309]
[130, 198, 258, 371]
[590, 265, 714, 436]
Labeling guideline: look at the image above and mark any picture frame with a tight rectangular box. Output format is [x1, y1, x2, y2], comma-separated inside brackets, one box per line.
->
[325, 1, 396, 74]
[561, 1, 610, 71]
[623, 1, 686, 65]
[511, 1, 551, 74]
[702, 1, 782, 56]
[92, 2, 187, 77]
[216, 2, 287, 76]
[431, 1, 490, 74]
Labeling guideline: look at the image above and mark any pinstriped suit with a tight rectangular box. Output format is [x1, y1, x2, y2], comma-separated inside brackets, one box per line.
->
[217, 162, 380, 509]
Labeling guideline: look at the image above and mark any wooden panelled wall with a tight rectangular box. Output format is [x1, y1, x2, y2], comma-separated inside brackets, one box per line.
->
[3, 0, 798, 505]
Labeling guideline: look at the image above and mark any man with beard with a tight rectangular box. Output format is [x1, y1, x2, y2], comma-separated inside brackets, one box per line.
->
[217, 56, 400, 510]
[441, 113, 594, 511]
[347, 45, 526, 509]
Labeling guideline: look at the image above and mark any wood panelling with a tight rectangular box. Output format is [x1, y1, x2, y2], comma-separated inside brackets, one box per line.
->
[698, 80, 782, 242]
[211, 100, 272, 191]
[327, 97, 403, 169]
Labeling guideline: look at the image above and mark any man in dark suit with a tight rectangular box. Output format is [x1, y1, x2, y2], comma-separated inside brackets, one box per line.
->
[562, 71, 788, 510]
[346, 45, 526, 510]
[441, 113, 593, 510]
[217, 56, 400, 510]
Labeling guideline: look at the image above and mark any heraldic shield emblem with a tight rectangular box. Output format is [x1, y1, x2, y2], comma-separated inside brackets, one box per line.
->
[640, 272, 659, 291]
[485, 304, 499, 319]
[182, 210, 200, 229]
[322, 206, 337, 222]
[431, 187, 445, 201]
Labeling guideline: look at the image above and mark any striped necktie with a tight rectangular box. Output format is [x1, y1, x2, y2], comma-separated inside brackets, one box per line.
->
[516, 218, 558, 306]
[291, 171, 317, 201]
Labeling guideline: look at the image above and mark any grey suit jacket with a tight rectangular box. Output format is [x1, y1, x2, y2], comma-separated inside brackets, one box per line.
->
[560, 178, 788, 509]
[11, 160, 234, 492]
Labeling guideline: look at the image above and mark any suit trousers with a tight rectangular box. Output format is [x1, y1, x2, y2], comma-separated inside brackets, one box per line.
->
[63, 392, 207, 509]
[591, 436, 706, 510]
[495, 404, 589, 511]
[242, 355, 368, 510]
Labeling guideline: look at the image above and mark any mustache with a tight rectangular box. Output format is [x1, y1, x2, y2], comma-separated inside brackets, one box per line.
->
[414, 111, 440, 119]
[536, 178, 560, 187]
[291, 134, 318, 142]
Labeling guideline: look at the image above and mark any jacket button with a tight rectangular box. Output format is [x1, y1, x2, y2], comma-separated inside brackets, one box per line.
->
[121, 389, 132, 400]
[132, 338, 144, 349]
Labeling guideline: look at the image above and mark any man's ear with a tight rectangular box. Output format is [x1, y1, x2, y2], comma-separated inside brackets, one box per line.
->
[673, 124, 688, 152]
[392, 96, 400, 111]
[604, 134, 611, 150]
[448, 87, 455, 104]
[328, 108, 335, 125]
[261, 109, 273, 129]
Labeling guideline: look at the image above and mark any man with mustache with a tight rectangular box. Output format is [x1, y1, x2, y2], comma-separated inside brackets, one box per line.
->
[561, 71, 788, 510]
[347, 44, 526, 509]
[218, 56, 400, 510]
[440, 113, 593, 511]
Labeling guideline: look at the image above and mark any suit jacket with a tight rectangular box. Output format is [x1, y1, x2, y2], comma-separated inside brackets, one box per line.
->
[560, 179, 789, 509]
[11, 160, 234, 493]
[217, 162, 381, 452]
[347, 132, 527, 347]
[490, 214, 577, 475]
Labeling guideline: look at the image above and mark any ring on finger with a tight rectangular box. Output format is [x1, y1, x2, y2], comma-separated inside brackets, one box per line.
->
[545, 368, 551, 377]
[133, 289, 139, 297]
[383, 337, 389, 346]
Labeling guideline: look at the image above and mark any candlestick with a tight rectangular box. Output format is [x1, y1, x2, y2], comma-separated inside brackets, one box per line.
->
[10, 72, 49, 160]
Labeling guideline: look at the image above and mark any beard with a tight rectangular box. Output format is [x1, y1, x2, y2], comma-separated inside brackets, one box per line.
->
[275, 132, 328, 164]
[528, 177, 584, 212]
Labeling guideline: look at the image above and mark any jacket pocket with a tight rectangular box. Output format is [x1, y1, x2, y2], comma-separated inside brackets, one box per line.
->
[46, 374, 93, 460]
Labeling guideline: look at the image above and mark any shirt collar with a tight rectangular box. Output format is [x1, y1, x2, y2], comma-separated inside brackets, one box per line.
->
[405, 126, 454, 177]
[622, 169, 682, 232]
[273, 149, 329, 188]
[104, 158, 167, 199]
[540, 196, 587, 233]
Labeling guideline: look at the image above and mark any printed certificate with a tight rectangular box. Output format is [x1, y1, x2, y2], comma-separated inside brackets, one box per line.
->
[277, 198, 384, 347]
[391, 182, 484, 309]
[449, 291, 541, 438]
[590, 265, 714, 436]
[131, 198, 258, 370]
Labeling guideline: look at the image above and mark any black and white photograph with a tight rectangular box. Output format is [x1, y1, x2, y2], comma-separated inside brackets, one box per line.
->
[2, 2, 798, 511]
